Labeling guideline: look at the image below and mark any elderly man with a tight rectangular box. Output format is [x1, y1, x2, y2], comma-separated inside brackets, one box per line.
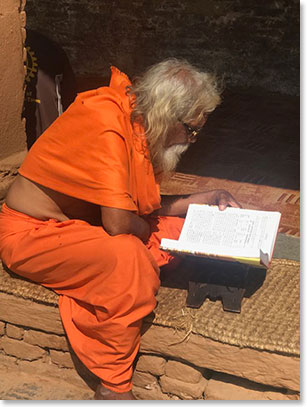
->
[0, 59, 240, 399]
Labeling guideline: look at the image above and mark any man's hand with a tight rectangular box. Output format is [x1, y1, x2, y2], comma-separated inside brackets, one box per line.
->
[100, 206, 151, 242]
[154, 189, 241, 217]
[210, 189, 242, 211]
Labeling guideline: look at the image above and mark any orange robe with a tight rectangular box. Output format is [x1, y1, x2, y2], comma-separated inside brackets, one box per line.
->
[0, 67, 184, 393]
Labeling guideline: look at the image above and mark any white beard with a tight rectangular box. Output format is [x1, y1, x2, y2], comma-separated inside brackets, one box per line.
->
[160, 143, 189, 173]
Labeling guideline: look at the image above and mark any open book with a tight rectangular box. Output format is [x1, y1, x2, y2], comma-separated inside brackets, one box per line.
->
[160, 204, 281, 268]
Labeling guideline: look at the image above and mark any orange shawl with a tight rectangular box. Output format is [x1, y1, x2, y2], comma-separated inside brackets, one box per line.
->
[19, 66, 161, 216]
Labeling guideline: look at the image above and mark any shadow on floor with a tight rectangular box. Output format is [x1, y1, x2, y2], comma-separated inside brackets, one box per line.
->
[177, 88, 300, 190]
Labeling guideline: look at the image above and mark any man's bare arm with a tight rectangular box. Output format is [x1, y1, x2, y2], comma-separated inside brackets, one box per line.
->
[154, 189, 241, 217]
[100, 206, 150, 242]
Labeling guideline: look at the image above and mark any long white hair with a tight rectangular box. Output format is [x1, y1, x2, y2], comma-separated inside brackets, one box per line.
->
[128, 58, 222, 172]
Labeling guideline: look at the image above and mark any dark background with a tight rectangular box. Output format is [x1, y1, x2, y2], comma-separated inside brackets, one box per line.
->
[25, 0, 299, 95]
[24, 0, 300, 189]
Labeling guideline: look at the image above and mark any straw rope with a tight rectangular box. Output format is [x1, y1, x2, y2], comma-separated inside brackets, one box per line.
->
[150, 258, 300, 356]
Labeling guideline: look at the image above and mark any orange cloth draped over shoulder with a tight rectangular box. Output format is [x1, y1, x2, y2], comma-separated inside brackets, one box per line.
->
[0, 67, 184, 393]
[19, 66, 160, 216]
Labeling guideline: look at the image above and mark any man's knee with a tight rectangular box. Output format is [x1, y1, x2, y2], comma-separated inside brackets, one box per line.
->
[112, 233, 159, 281]
[95, 233, 159, 277]
[111, 234, 153, 260]
[112, 233, 145, 250]
[95, 234, 160, 315]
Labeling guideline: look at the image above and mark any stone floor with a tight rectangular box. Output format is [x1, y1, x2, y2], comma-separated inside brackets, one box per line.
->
[0, 87, 300, 401]
[0, 370, 93, 400]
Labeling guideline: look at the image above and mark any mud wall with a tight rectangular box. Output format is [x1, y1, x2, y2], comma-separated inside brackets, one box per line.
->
[0, 287, 300, 400]
[0, 0, 27, 161]
[0, 0, 27, 203]
[25, 0, 299, 95]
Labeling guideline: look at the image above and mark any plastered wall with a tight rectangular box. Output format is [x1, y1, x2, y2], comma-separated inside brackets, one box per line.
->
[0, 0, 27, 161]
[0, 0, 27, 202]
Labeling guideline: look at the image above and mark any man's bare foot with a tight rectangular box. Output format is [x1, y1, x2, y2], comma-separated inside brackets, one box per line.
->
[94, 383, 136, 400]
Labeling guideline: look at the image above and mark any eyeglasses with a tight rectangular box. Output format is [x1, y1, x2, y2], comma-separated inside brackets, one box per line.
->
[180, 121, 204, 142]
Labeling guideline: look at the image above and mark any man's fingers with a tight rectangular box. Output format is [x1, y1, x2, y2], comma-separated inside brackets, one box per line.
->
[229, 198, 242, 208]
[218, 193, 242, 210]
[218, 194, 228, 211]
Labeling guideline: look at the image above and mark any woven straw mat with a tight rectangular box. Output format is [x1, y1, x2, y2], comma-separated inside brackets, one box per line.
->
[0, 262, 58, 306]
[150, 258, 300, 357]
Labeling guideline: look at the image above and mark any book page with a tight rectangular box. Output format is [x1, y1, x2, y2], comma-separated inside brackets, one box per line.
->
[175, 204, 281, 259]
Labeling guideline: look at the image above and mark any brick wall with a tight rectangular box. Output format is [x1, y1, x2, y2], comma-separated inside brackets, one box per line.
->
[0, 318, 300, 400]
[0, 291, 300, 400]
[24, 0, 299, 95]
[132, 354, 299, 400]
